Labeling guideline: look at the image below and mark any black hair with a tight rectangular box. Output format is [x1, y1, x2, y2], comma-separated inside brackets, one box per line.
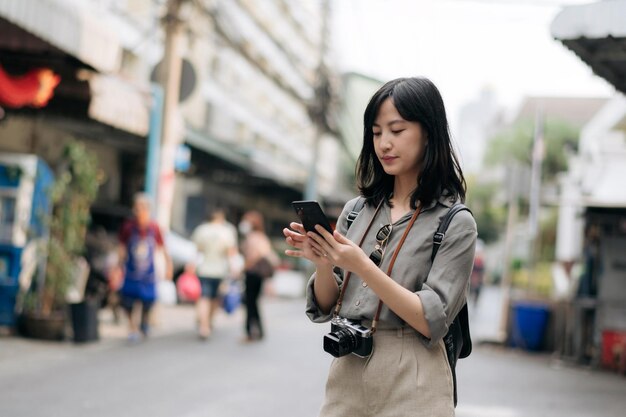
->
[205, 205, 226, 221]
[356, 77, 466, 209]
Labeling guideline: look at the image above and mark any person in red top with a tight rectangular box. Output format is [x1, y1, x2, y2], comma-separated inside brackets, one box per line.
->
[116, 193, 172, 342]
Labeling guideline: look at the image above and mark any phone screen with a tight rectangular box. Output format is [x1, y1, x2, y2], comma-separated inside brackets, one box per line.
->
[292, 200, 333, 234]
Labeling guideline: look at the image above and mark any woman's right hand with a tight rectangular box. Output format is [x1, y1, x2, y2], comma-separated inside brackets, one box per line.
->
[283, 222, 333, 268]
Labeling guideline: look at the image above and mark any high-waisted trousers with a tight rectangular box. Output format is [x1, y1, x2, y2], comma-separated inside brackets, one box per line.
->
[319, 326, 454, 417]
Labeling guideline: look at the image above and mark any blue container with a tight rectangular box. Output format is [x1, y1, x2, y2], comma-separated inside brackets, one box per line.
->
[512, 302, 550, 351]
[0, 283, 19, 326]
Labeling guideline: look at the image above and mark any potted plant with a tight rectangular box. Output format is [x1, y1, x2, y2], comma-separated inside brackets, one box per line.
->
[18, 141, 102, 340]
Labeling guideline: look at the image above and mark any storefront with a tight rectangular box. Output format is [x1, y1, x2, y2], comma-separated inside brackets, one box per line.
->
[0, 1, 153, 207]
[552, 0, 626, 372]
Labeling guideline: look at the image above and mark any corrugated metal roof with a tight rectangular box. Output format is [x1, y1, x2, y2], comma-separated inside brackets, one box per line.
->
[551, 1, 626, 94]
[551, 1, 626, 40]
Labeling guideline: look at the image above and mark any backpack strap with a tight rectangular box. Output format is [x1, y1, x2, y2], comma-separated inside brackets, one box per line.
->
[431, 203, 471, 262]
[430, 203, 473, 407]
[346, 197, 366, 230]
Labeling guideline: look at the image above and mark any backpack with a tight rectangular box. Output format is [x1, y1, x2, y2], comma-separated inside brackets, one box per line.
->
[346, 198, 472, 407]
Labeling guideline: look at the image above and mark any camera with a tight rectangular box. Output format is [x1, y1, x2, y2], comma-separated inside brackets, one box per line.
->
[323, 317, 373, 358]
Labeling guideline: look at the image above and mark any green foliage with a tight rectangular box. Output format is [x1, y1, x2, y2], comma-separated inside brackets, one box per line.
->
[484, 118, 579, 182]
[465, 177, 506, 244]
[477, 117, 579, 269]
[511, 258, 525, 271]
[510, 262, 553, 298]
[32, 141, 103, 315]
[536, 207, 558, 263]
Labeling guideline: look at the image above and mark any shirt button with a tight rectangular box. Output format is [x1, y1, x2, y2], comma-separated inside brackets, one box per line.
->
[355, 300, 361, 306]
[362, 282, 368, 288]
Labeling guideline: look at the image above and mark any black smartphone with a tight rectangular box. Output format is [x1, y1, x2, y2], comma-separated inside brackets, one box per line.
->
[292, 200, 333, 234]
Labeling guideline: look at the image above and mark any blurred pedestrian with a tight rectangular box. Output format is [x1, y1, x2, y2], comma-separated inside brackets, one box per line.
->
[284, 77, 477, 415]
[116, 193, 172, 343]
[577, 223, 601, 297]
[191, 207, 239, 340]
[239, 210, 277, 342]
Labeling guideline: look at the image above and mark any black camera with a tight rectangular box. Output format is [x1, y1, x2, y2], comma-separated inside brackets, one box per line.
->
[323, 317, 373, 358]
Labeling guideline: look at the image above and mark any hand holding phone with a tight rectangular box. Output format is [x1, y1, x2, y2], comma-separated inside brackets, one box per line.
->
[292, 200, 333, 235]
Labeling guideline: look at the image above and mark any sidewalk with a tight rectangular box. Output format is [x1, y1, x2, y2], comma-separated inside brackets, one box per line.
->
[1, 271, 307, 355]
[0, 302, 244, 363]
[98, 301, 247, 341]
[0, 282, 511, 351]
[99, 303, 189, 340]
[469, 284, 508, 343]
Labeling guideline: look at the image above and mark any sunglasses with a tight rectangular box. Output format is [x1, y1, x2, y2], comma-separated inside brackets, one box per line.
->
[369, 224, 392, 266]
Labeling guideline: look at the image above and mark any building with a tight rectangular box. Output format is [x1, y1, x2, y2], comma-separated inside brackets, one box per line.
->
[170, 0, 347, 236]
[0, 0, 349, 242]
[0, 0, 153, 229]
[551, 0, 626, 370]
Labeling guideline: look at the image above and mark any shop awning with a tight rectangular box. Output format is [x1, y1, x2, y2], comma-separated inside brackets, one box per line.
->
[185, 128, 306, 193]
[185, 128, 251, 169]
[551, 1, 626, 94]
[0, 0, 121, 73]
[85, 72, 151, 137]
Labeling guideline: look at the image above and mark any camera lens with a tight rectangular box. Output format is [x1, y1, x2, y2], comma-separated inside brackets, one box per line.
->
[324, 327, 359, 357]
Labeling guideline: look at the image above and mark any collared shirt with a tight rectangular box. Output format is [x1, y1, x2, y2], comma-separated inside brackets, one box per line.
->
[305, 194, 477, 349]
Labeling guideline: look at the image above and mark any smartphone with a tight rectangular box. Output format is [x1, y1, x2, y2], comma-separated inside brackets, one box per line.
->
[292, 200, 333, 234]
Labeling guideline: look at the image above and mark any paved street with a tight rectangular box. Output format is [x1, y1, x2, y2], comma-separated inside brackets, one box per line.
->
[1, 295, 626, 417]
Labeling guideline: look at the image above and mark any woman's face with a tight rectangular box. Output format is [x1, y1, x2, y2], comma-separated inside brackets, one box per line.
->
[372, 98, 427, 181]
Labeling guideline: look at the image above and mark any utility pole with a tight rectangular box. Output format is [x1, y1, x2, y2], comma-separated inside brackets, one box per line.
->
[498, 162, 520, 342]
[527, 107, 545, 292]
[305, 0, 332, 203]
[155, 0, 187, 230]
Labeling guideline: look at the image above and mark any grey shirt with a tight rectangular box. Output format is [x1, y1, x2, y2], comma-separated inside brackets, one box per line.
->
[305, 194, 477, 349]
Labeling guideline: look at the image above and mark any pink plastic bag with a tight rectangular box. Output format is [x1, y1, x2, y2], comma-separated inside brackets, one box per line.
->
[176, 271, 201, 302]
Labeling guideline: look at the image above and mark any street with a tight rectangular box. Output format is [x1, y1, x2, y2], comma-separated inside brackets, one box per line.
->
[1, 296, 626, 417]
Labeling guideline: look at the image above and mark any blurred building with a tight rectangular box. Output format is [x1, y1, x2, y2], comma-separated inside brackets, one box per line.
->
[473, 95, 605, 262]
[552, 0, 626, 370]
[0, 0, 153, 230]
[0, 0, 349, 242]
[512, 96, 608, 130]
[171, 0, 345, 236]
[456, 87, 503, 174]
[326, 72, 382, 217]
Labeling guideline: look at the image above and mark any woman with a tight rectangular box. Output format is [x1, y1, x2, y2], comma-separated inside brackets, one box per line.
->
[283, 77, 477, 416]
[239, 210, 276, 342]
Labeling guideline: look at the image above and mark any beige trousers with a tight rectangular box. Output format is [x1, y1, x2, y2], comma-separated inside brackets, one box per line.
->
[319, 327, 454, 417]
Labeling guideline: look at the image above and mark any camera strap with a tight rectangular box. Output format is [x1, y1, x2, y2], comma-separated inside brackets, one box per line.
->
[334, 200, 422, 334]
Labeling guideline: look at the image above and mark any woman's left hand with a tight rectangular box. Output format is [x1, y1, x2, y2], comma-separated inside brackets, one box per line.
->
[283, 223, 333, 267]
[307, 226, 370, 275]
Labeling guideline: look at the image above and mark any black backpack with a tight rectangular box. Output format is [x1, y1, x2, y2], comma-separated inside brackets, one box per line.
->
[346, 198, 472, 407]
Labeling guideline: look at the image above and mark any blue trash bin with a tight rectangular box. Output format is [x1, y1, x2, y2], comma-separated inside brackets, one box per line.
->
[0, 283, 19, 326]
[512, 302, 550, 351]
